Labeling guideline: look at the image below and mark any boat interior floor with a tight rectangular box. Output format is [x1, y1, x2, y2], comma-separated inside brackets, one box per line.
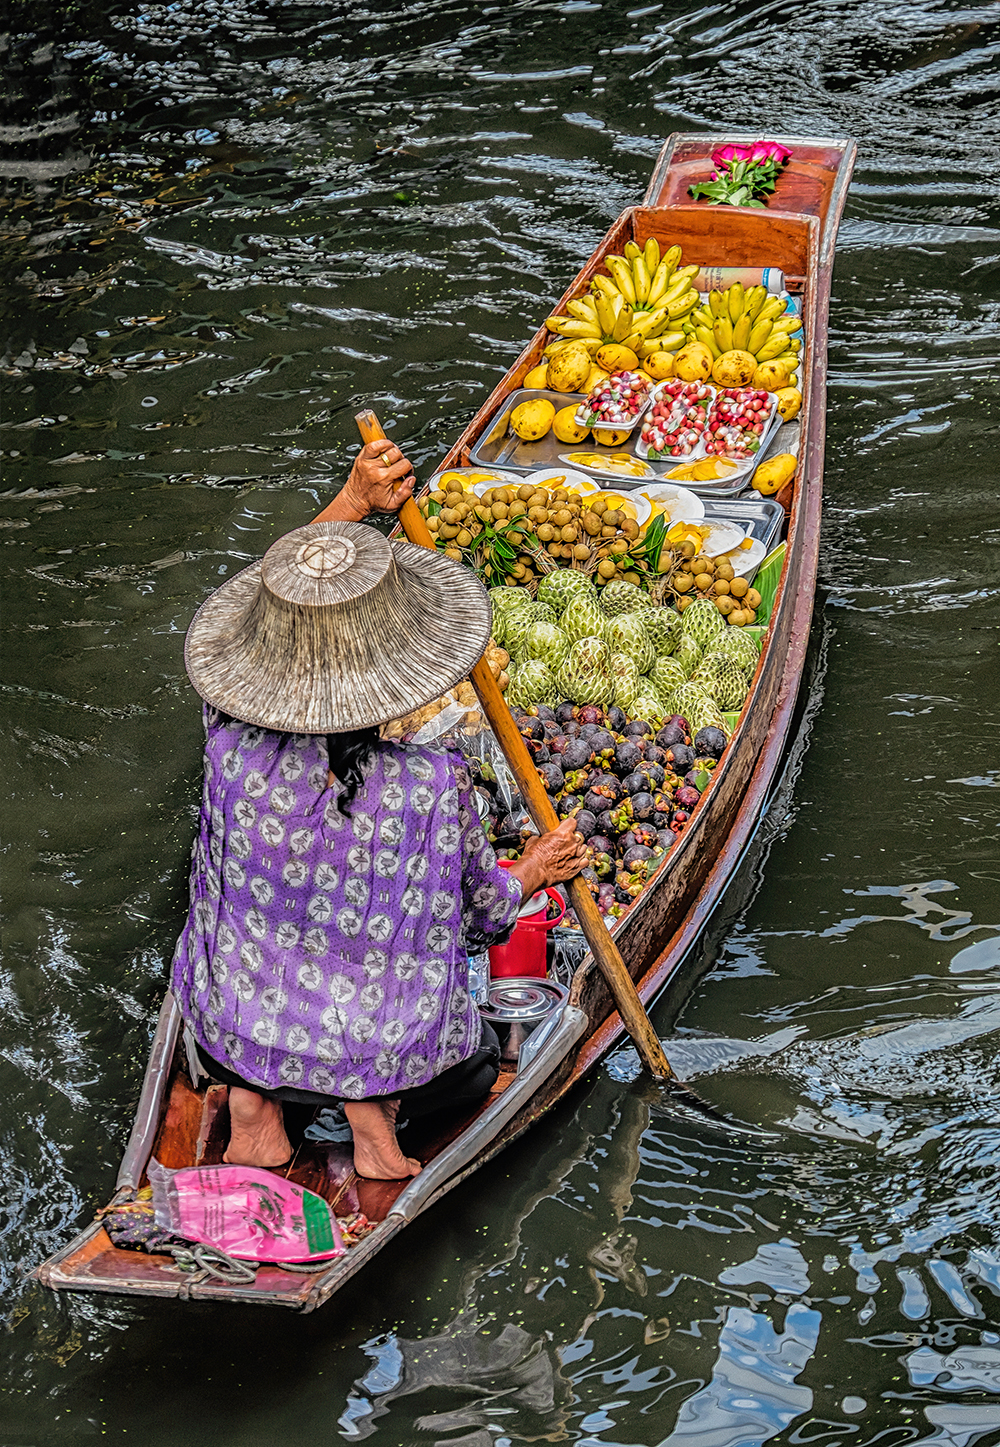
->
[152, 1062, 520, 1225]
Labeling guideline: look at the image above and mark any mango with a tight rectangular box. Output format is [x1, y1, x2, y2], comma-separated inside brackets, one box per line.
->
[523, 361, 548, 389]
[712, 349, 757, 387]
[641, 350, 676, 381]
[585, 364, 611, 392]
[673, 342, 714, 383]
[752, 452, 797, 497]
[752, 360, 790, 392]
[774, 386, 802, 421]
[596, 343, 639, 373]
[553, 405, 590, 444]
[592, 426, 631, 447]
[511, 398, 555, 442]
[547, 342, 592, 393]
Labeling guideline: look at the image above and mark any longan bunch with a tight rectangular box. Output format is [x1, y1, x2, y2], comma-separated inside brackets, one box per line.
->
[669, 541, 762, 626]
[417, 476, 650, 589]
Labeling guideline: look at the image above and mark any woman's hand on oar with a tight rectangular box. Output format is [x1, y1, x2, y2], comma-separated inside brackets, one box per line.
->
[314, 440, 416, 523]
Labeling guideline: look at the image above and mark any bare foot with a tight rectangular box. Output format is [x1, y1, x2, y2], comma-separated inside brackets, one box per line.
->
[224, 1087, 292, 1169]
[345, 1100, 421, 1180]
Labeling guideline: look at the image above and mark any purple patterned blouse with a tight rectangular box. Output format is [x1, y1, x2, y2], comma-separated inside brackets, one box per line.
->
[171, 710, 522, 1099]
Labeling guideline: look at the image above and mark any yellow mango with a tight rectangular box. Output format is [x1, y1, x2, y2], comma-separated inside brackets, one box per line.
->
[752, 360, 790, 392]
[673, 342, 714, 383]
[585, 364, 611, 392]
[523, 361, 548, 389]
[552, 405, 590, 444]
[641, 350, 676, 381]
[752, 452, 797, 496]
[712, 349, 758, 387]
[511, 399, 555, 442]
[774, 386, 802, 420]
[596, 343, 639, 373]
[593, 426, 631, 447]
[547, 342, 592, 393]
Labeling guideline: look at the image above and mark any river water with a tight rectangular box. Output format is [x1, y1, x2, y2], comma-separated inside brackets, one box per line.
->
[2, 0, 999, 1441]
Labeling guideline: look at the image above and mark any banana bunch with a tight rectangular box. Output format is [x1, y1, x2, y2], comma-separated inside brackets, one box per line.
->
[543, 237, 696, 361]
[682, 281, 802, 377]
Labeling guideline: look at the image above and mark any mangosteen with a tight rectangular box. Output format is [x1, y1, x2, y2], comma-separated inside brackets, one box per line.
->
[675, 785, 701, 809]
[640, 761, 666, 789]
[538, 762, 564, 793]
[497, 812, 530, 841]
[577, 703, 606, 726]
[614, 739, 643, 775]
[693, 726, 727, 760]
[557, 793, 583, 820]
[548, 732, 571, 755]
[597, 883, 618, 913]
[579, 866, 601, 898]
[621, 770, 649, 797]
[562, 737, 595, 771]
[524, 738, 550, 764]
[606, 704, 627, 733]
[625, 823, 658, 850]
[643, 743, 668, 767]
[624, 719, 652, 738]
[657, 828, 673, 851]
[542, 720, 561, 739]
[555, 701, 578, 724]
[663, 742, 694, 773]
[630, 791, 656, 821]
[566, 766, 600, 795]
[670, 810, 690, 830]
[584, 786, 614, 816]
[655, 719, 687, 749]
[652, 792, 671, 816]
[563, 719, 581, 739]
[588, 726, 617, 757]
[614, 883, 635, 905]
[692, 755, 718, 775]
[594, 771, 624, 803]
[662, 769, 683, 793]
[535, 704, 557, 723]
[574, 809, 598, 841]
[596, 809, 621, 839]
[589, 833, 614, 857]
[592, 851, 615, 881]
[519, 716, 545, 741]
[623, 843, 655, 873]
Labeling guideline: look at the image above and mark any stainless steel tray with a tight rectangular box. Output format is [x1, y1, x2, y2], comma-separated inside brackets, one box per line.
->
[700, 497, 784, 553]
[468, 388, 617, 475]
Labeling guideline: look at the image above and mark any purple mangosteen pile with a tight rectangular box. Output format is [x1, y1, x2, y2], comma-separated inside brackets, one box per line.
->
[480, 700, 728, 923]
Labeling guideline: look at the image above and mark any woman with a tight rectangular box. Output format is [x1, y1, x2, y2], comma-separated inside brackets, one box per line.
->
[172, 441, 586, 1180]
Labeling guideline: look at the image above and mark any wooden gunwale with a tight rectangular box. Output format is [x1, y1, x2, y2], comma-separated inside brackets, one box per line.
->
[34, 133, 854, 1309]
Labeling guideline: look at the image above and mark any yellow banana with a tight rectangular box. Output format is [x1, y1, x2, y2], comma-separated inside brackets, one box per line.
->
[631, 306, 669, 338]
[607, 258, 637, 306]
[546, 316, 601, 339]
[624, 240, 642, 262]
[544, 337, 603, 358]
[645, 259, 674, 306]
[747, 318, 774, 354]
[692, 305, 715, 328]
[567, 297, 598, 324]
[727, 282, 745, 324]
[661, 244, 682, 276]
[655, 329, 686, 352]
[665, 288, 698, 320]
[594, 291, 621, 337]
[732, 314, 752, 351]
[713, 316, 734, 351]
[591, 274, 619, 301]
[709, 289, 728, 320]
[770, 315, 802, 335]
[757, 296, 786, 324]
[785, 335, 802, 351]
[772, 350, 800, 369]
[632, 255, 651, 306]
[662, 275, 697, 308]
[754, 334, 788, 362]
[673, 264, 699, 284]
[643, 236, 660, 274]
[613, 303, 635, 342]
[695, 326, 722, 358]
[743, 285, 768, 321]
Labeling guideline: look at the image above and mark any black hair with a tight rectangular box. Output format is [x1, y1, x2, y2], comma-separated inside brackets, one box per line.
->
[326, 727, 380, 812]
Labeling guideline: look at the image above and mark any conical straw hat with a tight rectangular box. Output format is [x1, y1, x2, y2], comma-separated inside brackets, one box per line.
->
[184, 521, 492, 733]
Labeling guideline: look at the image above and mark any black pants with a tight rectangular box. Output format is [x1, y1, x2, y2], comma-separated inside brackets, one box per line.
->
[195, 1023, 500, 1122]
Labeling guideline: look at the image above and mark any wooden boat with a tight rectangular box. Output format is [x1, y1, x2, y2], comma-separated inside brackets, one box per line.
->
[36, 132, 856, 1310]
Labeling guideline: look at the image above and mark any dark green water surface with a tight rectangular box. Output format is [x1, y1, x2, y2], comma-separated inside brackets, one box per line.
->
[2, 1, 999, 1441]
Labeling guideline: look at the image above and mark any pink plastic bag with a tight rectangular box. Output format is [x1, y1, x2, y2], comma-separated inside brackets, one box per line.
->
[148, 1159, 344, 1263]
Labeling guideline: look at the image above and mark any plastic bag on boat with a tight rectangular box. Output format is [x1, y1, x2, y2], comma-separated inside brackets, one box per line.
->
[147, 1159, 344, 1263]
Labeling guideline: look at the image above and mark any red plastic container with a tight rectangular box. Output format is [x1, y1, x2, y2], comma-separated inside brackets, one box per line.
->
[489, 869, 565, 979]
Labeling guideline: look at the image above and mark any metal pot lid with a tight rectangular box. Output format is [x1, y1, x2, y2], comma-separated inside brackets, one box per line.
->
[481, 978, 568, 1023]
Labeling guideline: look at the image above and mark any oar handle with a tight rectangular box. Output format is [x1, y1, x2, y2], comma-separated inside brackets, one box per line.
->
[354, 409, 674, 1083]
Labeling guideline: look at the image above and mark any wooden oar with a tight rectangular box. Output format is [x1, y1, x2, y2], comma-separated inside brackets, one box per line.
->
[352, 409, 675, 1084]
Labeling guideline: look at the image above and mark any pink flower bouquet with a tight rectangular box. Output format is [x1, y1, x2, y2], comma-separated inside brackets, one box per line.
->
[689, 141, 792, 208]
